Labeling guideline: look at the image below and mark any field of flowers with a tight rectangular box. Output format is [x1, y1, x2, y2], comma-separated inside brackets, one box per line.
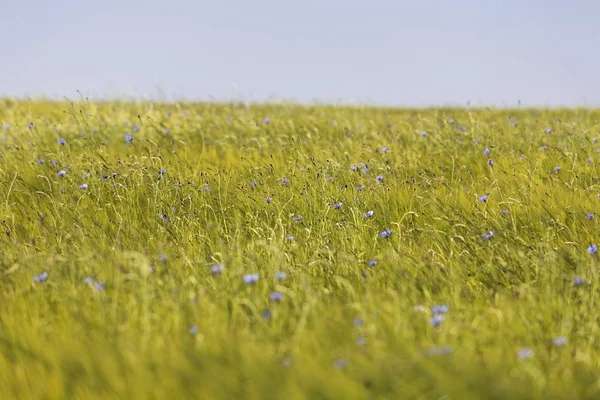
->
[1, 100, 600, 399]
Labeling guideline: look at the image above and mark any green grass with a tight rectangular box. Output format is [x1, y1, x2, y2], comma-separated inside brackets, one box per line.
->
[1, 100, 600, 399]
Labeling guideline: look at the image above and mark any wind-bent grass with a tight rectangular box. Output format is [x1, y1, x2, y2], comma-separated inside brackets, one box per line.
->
[1, 100, 600, 399]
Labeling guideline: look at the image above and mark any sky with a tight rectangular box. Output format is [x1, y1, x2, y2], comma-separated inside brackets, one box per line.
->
[1, 0, 599, 107]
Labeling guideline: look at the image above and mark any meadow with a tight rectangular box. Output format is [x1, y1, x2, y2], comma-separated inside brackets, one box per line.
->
[1, 99, 600, 399]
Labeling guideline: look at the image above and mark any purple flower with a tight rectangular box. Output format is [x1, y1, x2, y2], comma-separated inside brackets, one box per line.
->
[286, 235, 295, 241]
[368, 260, 377, 267]
[381, 146, 389, 153]
[264, 197, 273, 204]
[357, 185, 365, 191]
[545, 128, 552, 134]
[354, 317, 364, 326]
[588, 244, 597, 254]
[33, 272, 48, 282]
[28, 123, 35, 130]
[553, 336, 567, 347]
[430, 314, 445, 327]
[478, 194, 489, 203]
[2, 124, 9, 130]
[57, 169, 67, 177]
[487, 159, 494, 167]
[518, 348, 533, 360]
[573, 277, 584, 286]
[482, 230, 495, 240]
[125, 135, 133, 143]
[587, 158, 593, 164]
[159, 169, 166, 175]
[419, 131, 427, 137]
[357, 337, 366, 346]
[431, 305, 449, 314]
[263, 117, 270, 124]
[376, 175, 384, 182]
[292, 215, 302, 222]
[276, 272, 287, 281]
[211, 264, 225, 275]
[79, 183, 88, 190]
[379, 229, 392, 238]
[333, 201, 343, 209]
[133, 125, 140, 133]
[554, 166, 561, 173]
[364, 210, 374, 218]
[334, 358, 348, 370]
[483, 147, 491, 156]
[163, 129, 170, 135]
[160, 254, 168, 262]
[37, 159, 45, 164]
[280, 177, 288, 185]
[190, 325, 199, 335]
[58, 138, 66, 145]
[203, 186, 210, 192]
[243, 273, 259, 284]
[350, 165, 358, 171]
[587, 213, 594, 220]
[270, 292, 284, 302]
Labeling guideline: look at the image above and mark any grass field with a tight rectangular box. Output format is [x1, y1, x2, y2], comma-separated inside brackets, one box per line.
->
[1, 100, 600, 399]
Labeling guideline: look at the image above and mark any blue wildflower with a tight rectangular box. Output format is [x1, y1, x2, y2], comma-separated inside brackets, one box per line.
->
[263, 117, 270, 124]
[79, 183, 88, 190]
[518, 348, 533, 360]
[368, 260, 377, 267]
[478, 194, 489, 202]
[553, 336, 567, 347]
[28, 123, 35, 129]
[159, 254, 168, 262]
[588, 158, 593, 163]
[364, 210, 374, 218]
[381, 146, 389, 153]
[37, 159, 45, 164]
[431, 305, 449, 314]
[554, 166, 561, 173]
[357, 185, 365, 191]
[333, 201, 343, 209]
[482, 230, 495, 240]
[270, 292, 284, 302]
[243, 273, 259, 284]
[125, 135, 133, 143]
[57, 170, 67, 177]
[203, 186, 210, 192]
[573, 277, 584, 286]
[587, 213, 594, 220]
[2, 124, 9, 130]
[264, 197, 273, 204]
[430, 314, 445, 327]
[357, 337, 366, 346]
[487, 159, 494, 167]
[379, 229, 392, 238]
[33, 272, 48, 282]
[133, 125, 140, 133]
[354, 317, 363, 326]
[292, 215, 302, 222]
[483, 147, 491, 156]
[376, 175, 384, 182]
[211, 264, 225, 275]
[159, 169, 166, 175]
[286, 235, 295, 241]
[350, 165, 358, 171]
[102, 175, 109, 181]
[163, 129, 170, 135]
[58, 138, 66, 145]
[588, 244, 597, 254]
[545, 128, 552, 134]
[419, 131, 427, 137]
[261, 309, 272, 320]
[190, 325, 199, 335]
[276, 272, 287, 281]
[280, 177, 288, 185]
[334, 358, 348, 370]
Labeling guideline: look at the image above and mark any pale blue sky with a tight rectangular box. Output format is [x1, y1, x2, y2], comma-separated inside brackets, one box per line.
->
[1, 0, 599, 106]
